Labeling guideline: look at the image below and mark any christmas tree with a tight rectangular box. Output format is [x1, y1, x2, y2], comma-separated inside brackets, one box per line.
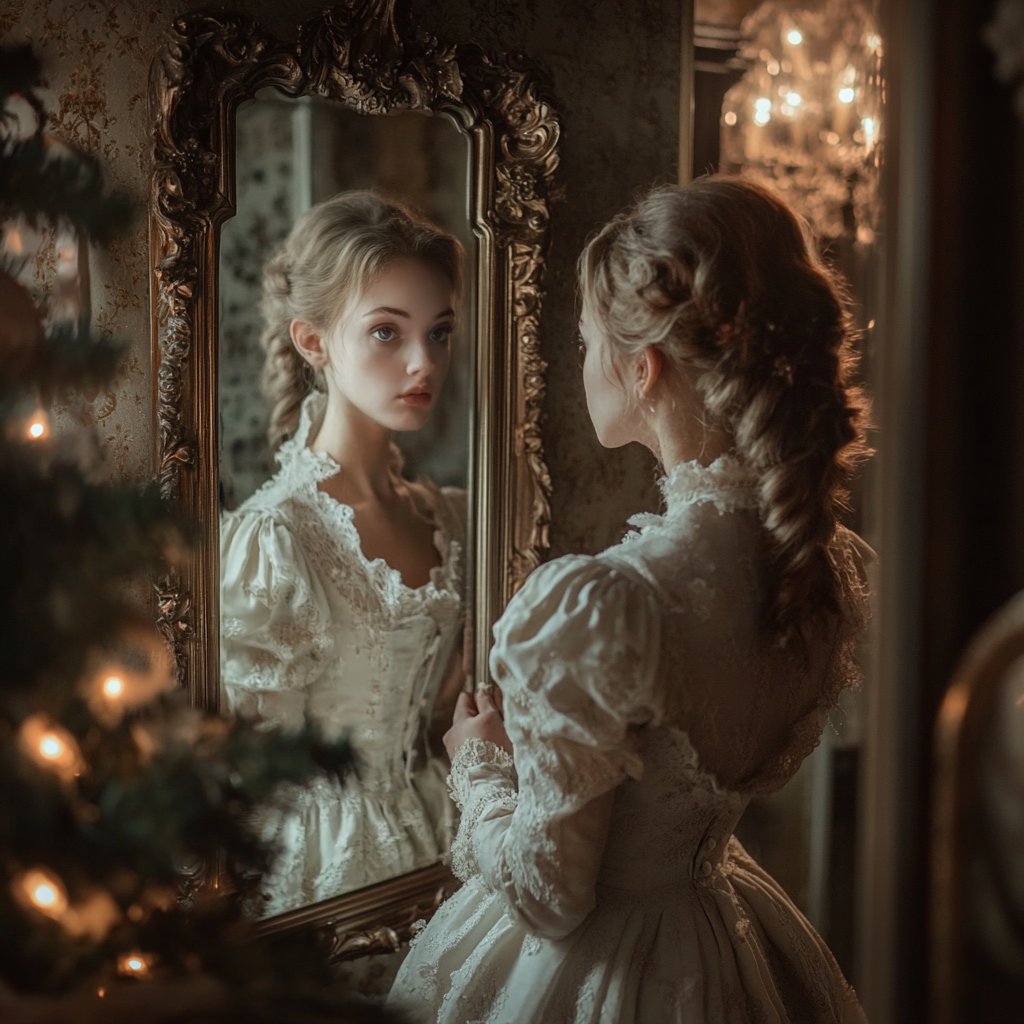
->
[0, 45, 386, 1022]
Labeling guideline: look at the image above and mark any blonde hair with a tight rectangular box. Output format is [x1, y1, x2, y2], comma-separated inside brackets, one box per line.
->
[579, 177, 871, 645]
[260, 191, 463, 449]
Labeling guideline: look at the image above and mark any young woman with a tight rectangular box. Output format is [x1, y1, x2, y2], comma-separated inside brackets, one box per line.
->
[388, 178, 872, 1022]
[220, 192, 468, 916]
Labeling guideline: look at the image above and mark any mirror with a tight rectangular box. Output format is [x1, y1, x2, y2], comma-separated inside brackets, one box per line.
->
[217, 91, 476, 917]
[150, 1, 558, 968]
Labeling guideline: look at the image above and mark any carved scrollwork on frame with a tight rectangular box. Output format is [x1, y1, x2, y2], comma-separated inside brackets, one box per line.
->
[149, 0, 559, 704]
[149, 0, 558, 952]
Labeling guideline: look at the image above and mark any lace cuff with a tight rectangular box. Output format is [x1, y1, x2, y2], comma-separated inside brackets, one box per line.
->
[446, 738, 518, 883]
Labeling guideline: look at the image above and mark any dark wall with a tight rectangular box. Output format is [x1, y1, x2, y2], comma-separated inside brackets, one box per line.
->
[902, 0, 1024, 1019]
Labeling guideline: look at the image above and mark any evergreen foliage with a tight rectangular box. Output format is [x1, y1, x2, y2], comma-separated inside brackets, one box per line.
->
[0, 44, 368, 1013]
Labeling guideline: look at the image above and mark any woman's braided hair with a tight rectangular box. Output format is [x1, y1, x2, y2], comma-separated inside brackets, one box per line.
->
[579, 177, 871, 644]
[260, 190, 463, 449]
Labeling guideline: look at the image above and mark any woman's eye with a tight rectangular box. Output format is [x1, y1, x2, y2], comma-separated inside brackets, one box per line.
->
[429, 326, 453, 344]
[371, 326, 397, 342]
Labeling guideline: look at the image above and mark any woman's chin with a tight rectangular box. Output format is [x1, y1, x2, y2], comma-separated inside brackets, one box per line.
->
[387, 408, 434, 432]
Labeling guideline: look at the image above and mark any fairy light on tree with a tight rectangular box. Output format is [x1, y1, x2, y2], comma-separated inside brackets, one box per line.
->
[16, 868, 68, 920]
[0, 39, 360, 1011]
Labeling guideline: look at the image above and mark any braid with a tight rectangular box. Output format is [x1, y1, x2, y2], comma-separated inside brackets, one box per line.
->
[580, 177, 870, 645]
[259, 252, 319, 450]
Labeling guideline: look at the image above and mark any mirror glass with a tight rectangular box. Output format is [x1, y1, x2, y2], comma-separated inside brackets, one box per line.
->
[217, 88, 475, 918]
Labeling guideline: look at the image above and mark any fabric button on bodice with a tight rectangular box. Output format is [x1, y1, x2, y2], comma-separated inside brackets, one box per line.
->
[700, 859, 713, 877]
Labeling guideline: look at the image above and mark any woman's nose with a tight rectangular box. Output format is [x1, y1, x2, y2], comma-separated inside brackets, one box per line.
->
[406, 336, 434, 375]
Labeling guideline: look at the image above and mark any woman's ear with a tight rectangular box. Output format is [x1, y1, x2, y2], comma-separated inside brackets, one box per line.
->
[290, 320, 328, 368]
[636, 345, 665, 399]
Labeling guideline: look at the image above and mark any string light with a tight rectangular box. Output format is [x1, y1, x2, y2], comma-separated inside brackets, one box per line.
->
[723, 111, 737, 126]
[13, 868, 69, 922]
[118, 951, 155, 978]
[81, 633, 176, 724]
[839, 87, 856, 103]
[785, 91, 802, 106]
[754, 97, 772, 125]
[102, 675, 124, 698]
[787, 29, 803, 45]
[18, 714, 85, 781]
[26, 406, 50, 441]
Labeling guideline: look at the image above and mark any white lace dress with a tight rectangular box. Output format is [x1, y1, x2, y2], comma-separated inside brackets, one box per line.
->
[388, 456, 871, 1023]
[220, 393, 465, 917]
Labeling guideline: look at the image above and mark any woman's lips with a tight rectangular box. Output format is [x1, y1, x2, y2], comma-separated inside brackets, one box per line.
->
[400, 390, 431, 407]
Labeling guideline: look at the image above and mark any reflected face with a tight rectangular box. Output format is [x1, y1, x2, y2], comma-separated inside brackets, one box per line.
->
[579, 303, 635, 448]
[325, 258, 455, 431]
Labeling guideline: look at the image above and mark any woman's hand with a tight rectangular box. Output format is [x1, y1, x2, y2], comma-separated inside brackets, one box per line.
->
[443, 687, 513, 760]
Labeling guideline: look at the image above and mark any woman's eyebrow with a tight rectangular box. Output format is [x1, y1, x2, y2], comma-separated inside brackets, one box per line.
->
[364, 306, 410, 318]
[362, 306, 455, 320]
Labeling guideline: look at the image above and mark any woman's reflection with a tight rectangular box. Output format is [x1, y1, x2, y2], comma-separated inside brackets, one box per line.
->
[220, 192, 467, 915]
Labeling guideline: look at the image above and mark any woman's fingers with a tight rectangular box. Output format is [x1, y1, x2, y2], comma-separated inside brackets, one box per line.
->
[452, 690, 477, 723]
[475, 687, 499, 716]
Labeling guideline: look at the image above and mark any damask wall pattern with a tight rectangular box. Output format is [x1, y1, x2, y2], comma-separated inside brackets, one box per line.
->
[1, 0, 681, 552]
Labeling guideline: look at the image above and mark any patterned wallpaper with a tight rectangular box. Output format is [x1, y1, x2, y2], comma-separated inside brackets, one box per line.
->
[1, 0, 680, 550]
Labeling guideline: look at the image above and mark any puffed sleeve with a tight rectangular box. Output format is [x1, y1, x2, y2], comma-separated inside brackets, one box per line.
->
[447, 555, 661, 940]
[220, 509, 334, 732]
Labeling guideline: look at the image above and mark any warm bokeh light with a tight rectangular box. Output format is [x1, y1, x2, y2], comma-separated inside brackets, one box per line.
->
[118, 951, 154, 978]
[26, 408, 49, 440]
[39, 733, 64, 760]
[723, 111, 737, 126]
[839, 87, 856, 103]
[15, 868, 68, 920]
[785, 91, 802, 106]
[18, 714, 85, 781]
[103, 675, 124, 698]
[787, 29, 803, 45]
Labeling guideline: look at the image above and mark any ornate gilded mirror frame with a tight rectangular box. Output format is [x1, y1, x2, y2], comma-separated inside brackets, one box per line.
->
[148, 1, 557, 956]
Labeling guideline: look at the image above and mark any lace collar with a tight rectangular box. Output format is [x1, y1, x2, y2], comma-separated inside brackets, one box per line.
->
[627, 454, 760, 534]
[275, 391, 462, 607]
[660, 454, 760, 513]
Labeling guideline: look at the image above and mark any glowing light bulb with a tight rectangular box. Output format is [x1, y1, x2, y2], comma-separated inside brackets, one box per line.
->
[723, 111, 737, 126]
[862, 116, 877, 141]
[754, 110, 771, 126]
[16, 868, 68, 920]
[839, 87, 856, 104]
[103, 675, 124, 698]
[39, 733, 65, 760]
[755, 98, 772, 113]
[19, 714, 85, 780]
[118, 951, 154, 978]
[787, 30, 803, 45]
[785, 92, 802, 106]
[34, 882, 58, 907]
[26, 407, 49, 440]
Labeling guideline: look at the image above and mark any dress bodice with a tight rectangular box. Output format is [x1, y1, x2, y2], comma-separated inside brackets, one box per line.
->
[389, 455, 872, 1023]
[220, 391, 465, 771]
[219, 393, 466, 913]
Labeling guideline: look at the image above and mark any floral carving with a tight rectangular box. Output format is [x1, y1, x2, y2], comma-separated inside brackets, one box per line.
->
[149, 0, 558, 896]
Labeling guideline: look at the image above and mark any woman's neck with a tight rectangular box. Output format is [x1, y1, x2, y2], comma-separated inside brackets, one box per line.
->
[309, 391, 396, 500]
[644, 372, 735, 474]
